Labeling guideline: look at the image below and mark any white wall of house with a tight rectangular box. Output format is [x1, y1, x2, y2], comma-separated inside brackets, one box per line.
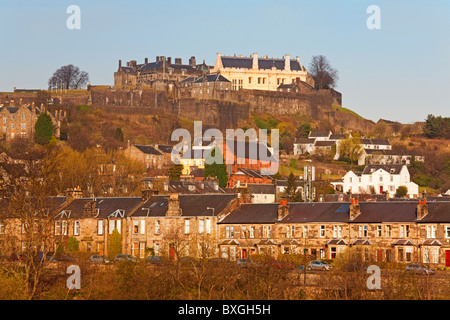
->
[340, 166, 419, 198]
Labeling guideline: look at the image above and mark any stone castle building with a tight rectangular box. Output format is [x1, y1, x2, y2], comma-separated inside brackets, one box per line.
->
[211, 52, 316, 91]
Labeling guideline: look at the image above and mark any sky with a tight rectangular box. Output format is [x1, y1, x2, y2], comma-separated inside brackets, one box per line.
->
[0, 0, 449, 123]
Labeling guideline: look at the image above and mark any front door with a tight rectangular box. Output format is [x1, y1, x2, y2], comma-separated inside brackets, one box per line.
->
[380, 186, 383, 194]
[241, 249, 247, 259]
[446, 250, 450, 267]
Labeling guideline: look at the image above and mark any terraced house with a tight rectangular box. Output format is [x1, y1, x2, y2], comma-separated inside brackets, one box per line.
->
[218, 198, 450, 267]
[1, 190, 450, 267]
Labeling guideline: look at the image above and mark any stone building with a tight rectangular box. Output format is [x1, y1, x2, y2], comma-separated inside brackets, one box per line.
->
[211, 52, 315, 91]
[218, 199, 450, 266]
[178, 74, 232, 99]
[0, 101, 64, 141]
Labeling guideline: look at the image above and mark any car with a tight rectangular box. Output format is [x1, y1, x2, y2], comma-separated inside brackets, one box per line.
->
[60, 254, 79, 263]
[10, 253, 26, 261]
[90, 255, 111, 264]
[178, 257, 199, 266]
[37, 252, 59, 263]
[145, 256, 163, 265]
[114, 254, 138, 262]
[237, 258, 256, 268]
[405, 264, 435, 275]
[307, 260, 331, 271]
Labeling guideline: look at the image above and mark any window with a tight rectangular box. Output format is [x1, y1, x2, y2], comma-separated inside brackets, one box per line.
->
[155, 220, 160, 234]
[55, 221, 61, 235]
[286, 225, 291, 238]
[290, 225, 295, 238]
[250, 226, 255, 238]
[257, 77, 261, 84]
[109, 219, 121, 234]
[446, 226, 450, 238]
[320, 225, 325, 238]
[61, 220, 68, 236]
[206, 219, 211, 234]
[241, 226, 246, 238]
[302, 225, 308, 238]
[198, 219, 204, 234]
[426, 225, 436, 238]
[0, 221, 4, 234]
[376, 225, 382, 237]
[385, 225, 391, 237]
[263, 225, 271, 238]
[184, 219, 190, 234]
[400, 225, 410, 238]
[359, 225, 368, 237]
[248, 77, 252, 84]
[333, 225, 343, 238]
[133, 220, 139, 234]
[98, 220, 103, 235]
[74, 220, 80, 236]
[139, 243, 145, 258]
[140, 220, 145, 235]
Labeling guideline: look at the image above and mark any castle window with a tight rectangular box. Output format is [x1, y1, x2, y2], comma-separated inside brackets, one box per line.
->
[248, 77, 252, 84]
[257, 77, 261, 84]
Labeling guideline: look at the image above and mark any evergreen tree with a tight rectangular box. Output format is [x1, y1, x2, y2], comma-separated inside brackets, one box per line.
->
[168, 164, 184, 180]
[283, 172, 303, 201]
[34, 112, 54, 145]
[204, 147, 228, 188]
[108, 228, 122, 259]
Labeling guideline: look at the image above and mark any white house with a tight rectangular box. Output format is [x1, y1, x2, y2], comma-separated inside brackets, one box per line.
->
[330, 164, 419, 198]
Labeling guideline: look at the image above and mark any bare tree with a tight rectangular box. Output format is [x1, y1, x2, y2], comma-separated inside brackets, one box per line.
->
[309, 55, 339, 89]
[48, 64, 89, 90]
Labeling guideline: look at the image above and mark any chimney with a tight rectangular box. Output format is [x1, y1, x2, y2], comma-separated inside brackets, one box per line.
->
[175, 58, 182, 64]
[189, 56, 196, 66]
[145, 57, 148, 64]
[252, 53, 258, 70]
[167, 57, 172, 65]
[119, 59, 122, 68]
[284, 54, 291, 71]
[65, 186, 83, 200]
[156, 56, 160, 62]
[166, 193, 181, 216]
[83, 199, 98, 218]
[416, 199, 428, 220]
[277, 199, 289, 221]
[349, 198, 360, 220]
[142, 188, 158, 201]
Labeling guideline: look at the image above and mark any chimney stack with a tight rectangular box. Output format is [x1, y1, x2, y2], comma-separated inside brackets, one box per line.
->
[166, 193, 181, 216]
[167, 57, 172, 65]
[417, 199, 428, 220]
[349, 198, 360, 220]
[119, 59, 122, 68]
[284, 54, 291, 71]
[142, 188, 158, 201]
[145, 57, 148, 64]
[175, 58, 182, 64]
[83, 199, 98, 218]
[189, 56, 196, 66]
[277, 199, 289, 221]
[65, 186, 83, 200]
[252, 53, 258, 70]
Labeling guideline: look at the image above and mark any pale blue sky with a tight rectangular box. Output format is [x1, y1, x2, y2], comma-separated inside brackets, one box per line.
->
[0, 0, 449, 123]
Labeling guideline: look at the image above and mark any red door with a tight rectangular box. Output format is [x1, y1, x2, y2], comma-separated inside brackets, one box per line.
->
[380, 186, 383, 194]
[242, 249, 247, 259]
[445, 251, 450, 267]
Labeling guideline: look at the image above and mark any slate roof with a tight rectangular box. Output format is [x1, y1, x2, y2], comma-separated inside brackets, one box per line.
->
[362, 164, 404, 175]
[309, 131, 330, 138]
[234, 168, 274, 180]
[225, 140, 276, 162]
[329, 134, 346, 140]
[132, 194, 235, 218]
[219, 203, 279, 224]
[314, 140, 335, 147]
[220, 56, 302, 71]
[360, 138, 391, 146]
[156, 144, 173, 154]
[193, 74, 231, 83]
[294, 138, 315, 144]
[417, 202, 450, 223]
[133, 144, 163, 156]
[56, 197, 143, 219]
[282, 202, 350, 223]
[247, 183, 276, 195]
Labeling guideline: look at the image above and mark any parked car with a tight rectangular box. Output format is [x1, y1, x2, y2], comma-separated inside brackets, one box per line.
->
[178, 256, 199, 266]
[114, 254, 138, 262]
[145, 256, 163, 265]
[405, 264, 435, 275]
[10, 253, 26, 261]
[37, 252, 59, 263]
[237, 258, 256, 268]
[90, 255, 111, 264]
[60, 254, 79, 263]
[307, 260, 332, 271]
